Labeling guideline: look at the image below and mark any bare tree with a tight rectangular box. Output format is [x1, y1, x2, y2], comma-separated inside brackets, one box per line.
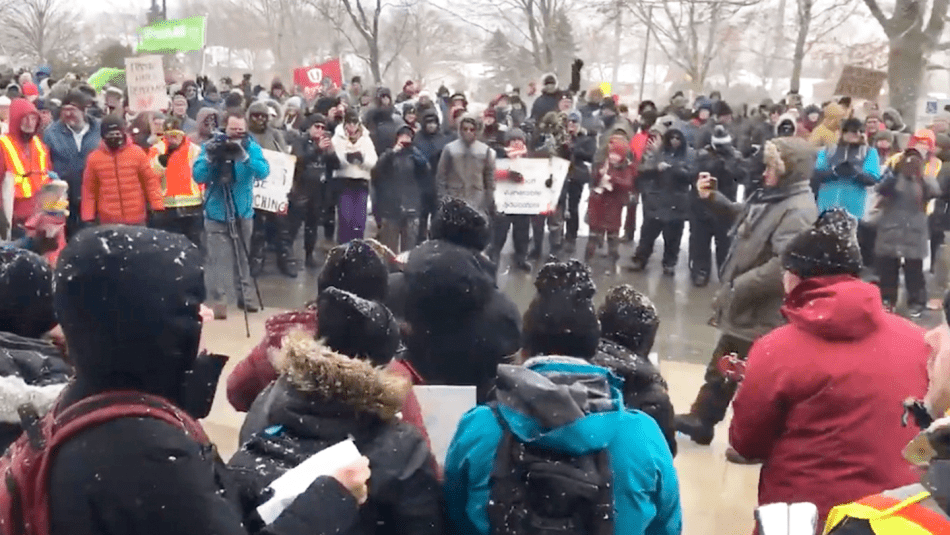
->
[1, 0, 78, 65]
[308, 0, 414, 84]
[398, 4, 466, 85]
[789, 0, 860, 93]
[627, 0, 759, 90]
[863, 0, 950, 128]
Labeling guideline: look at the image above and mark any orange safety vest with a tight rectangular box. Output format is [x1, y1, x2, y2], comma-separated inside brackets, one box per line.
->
[149, 140, 203, 209]
[0, 135, 49, 199]
[824, 490, 950, 534]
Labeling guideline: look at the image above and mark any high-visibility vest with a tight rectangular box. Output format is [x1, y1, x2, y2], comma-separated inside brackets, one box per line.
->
[0, 135, 49, 199]
[823, 490, 950, 534]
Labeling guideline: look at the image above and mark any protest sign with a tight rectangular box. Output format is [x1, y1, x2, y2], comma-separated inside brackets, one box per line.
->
[253, 150, 296, 214]
[125, 55, 167, 113]
[293, 58, 344, 91]
[833, 65, 887, 101]
[137, 15, 207, 52]
[494, 157, 571, 215]
[413, 385, 477, 466]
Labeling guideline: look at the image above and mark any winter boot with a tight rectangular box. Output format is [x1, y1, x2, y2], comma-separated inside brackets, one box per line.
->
[249, 255, 265, 278]
[674, 414, 715, 446]
[629, 256, 647, 272]
[304, 250, 320, 269]
[277, 254, 299, 278]
[513, 256, 532, 272]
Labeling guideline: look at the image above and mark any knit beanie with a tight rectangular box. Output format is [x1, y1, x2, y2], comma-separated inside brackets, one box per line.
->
[782, 208, 863, 278]
[523, 260, 601, 358]
[598, 284, 660, 357]
[317, 240, 389, 302]
[0, 247, 55, 338]
[316, 287, 400, 367]
[430, 197, 491, 251]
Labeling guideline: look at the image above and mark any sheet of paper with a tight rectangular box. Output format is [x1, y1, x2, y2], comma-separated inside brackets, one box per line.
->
[256, 439, 361, 525]
[413, 385, 477, 466]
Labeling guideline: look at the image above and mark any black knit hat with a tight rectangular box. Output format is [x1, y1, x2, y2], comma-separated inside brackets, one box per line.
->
[317, 287, 400, 367]
[523, 260, 600, 358]
[303, 113, 327, 131]
[782, 208, 863, 278]
[61, 89, 90, 110]
[0, 248, 55, 338]
[712, 101, 733, 117]
[598, 284, 660, 356]
[318, 240, 389, 302]
[101, 115, 125, 135]
[430, 197, 491, 251]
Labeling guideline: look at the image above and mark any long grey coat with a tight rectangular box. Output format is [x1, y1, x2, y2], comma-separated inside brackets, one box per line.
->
[874, 169, 941, 260]
[707, 137, 819, 342]
[435, 138, 496, 212]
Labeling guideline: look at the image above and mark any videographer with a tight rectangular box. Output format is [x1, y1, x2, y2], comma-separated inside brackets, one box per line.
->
[193, 112, 269, 320]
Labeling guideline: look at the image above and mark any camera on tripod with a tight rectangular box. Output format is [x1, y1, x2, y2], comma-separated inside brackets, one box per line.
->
[206, 133, 247, 163]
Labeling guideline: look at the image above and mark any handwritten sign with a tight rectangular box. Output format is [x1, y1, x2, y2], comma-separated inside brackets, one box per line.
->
[834, 65, 887, 102]
[494, 157, 571, 215]
[413, 385, 477, 466]
[125, 55, 167, 113]
[253, 149, 296, 214]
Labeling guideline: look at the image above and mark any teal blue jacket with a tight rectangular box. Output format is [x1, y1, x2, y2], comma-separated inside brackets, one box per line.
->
[444, 357, 682, 535]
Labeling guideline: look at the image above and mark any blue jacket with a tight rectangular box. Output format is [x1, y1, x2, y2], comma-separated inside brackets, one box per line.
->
[193, 137, 269, 222]
[444, 357, 682, 535]
[43, 119, 101, 201]
[815, 144, 881, 219]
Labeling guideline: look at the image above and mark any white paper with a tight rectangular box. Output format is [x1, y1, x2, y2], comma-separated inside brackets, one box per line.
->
[253, 150, 297, 214]
[754, 502, 818, 535]
[494, 157, 571, 215]
[787, 502, 818, 535]
[413, 385, 477, 466]
[256, 439, 361, 525]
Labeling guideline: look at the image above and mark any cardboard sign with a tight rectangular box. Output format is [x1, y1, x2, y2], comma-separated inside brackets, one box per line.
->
[125, 55, 167, 113]
[253, 150, 295, 214]
[413, 385, 477, 466]
[494, 157, 571, 215]
[833, 65, 887, 102]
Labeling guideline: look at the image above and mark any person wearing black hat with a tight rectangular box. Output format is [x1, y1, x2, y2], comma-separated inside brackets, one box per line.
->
[289, 113, 341, 268]
[690, 124, 747, 287]
[37, 226, 369, 535]
[412, 108, 452, 242]
[728, 208, 931, 527]
[43, 90, 100, 238]
[694, 100, 735, 150]
[373, 124, 429, 253]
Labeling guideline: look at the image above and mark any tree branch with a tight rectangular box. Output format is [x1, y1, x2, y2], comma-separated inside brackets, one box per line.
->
[862, 0, 892, 35]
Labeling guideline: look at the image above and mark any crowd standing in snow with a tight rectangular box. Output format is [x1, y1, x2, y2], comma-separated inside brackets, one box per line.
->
[1, 58, 950, 535]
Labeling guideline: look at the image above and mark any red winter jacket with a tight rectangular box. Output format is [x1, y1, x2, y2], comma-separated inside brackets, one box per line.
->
[82, 139, 164, 225]
[226, 308, 431, 446]
[729, 275, 929, 528]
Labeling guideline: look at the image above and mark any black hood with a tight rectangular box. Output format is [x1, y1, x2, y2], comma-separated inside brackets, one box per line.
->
[54, 227, 205, 405]
[365, 106, 395, 126]
[404, 241, 494, 326]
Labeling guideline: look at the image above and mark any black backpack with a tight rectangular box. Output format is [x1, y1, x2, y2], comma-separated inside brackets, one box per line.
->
[487, 406, 614, 535]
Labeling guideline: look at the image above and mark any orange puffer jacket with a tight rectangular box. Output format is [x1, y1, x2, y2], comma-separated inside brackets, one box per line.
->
[82, 139, 164, 225]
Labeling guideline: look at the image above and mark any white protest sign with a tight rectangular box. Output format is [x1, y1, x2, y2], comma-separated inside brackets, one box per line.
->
[413, 385, 477, 466]
[494, 157, 571, 215]
[124, 55, 167, 113]
[253, 149, 296, 214]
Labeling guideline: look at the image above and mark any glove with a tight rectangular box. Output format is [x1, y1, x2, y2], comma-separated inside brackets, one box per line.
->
[545, 175, 554, 188]
[834, 161, 856, 177]
[158, 153, 170, 167]
[572, 58, 584, 73]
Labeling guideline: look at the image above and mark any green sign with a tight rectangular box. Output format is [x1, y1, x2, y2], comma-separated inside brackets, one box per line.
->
[137, 15, 206, 52]
[87, 68, 125, 91]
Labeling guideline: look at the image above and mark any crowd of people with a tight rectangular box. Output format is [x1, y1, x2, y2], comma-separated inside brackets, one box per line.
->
[0, 59, 950, 535]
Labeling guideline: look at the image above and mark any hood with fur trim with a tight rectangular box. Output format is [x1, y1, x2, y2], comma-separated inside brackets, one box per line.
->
[763, 136, 817, 187]
[274, 331, 408, 422]
[775, 112, 799, 137]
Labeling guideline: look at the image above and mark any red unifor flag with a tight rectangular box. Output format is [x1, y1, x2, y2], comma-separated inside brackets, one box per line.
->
[293, 58, 343, 90]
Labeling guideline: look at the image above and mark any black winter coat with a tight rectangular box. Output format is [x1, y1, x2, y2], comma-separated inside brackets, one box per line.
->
[48, 387, 358, 535]
[638, 136, 696, 222]
[291, 135, 340, 192]
[230, 352, 441, 535]
[692, 145, 746, 221]
[400, 240, 521, 402]
[566, 131, 597, 185]
[591, 340, 677, 457]
[372, 147, 429, 219]
[364, 107, 404, 157]
[530, 92, 560, 122]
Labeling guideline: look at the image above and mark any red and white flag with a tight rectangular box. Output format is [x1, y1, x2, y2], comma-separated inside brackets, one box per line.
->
[293, 58, 343, 91]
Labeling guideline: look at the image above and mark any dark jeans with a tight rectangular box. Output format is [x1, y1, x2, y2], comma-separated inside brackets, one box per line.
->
[250, 209, 292, 265]
[287, 179, 323, 257]
[378, 216, 419, 254]
[489, 214, 530, 261]
[858, 222, 876, 270]
[322, 178, 341, 241]
[688, 333, 754, 425]
[877, 256, 926, 307]
[623, 195, 638, 241]
[563, 180, 586, 243]
[689, 216, 731, 278]
[150, 209, 204, 249]
[417, 192, 437, 243]
[634, 218, 685, 268]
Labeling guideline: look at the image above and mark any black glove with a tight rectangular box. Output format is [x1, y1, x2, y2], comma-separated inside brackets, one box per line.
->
[545, 175, 554, 188]
[572, 58, 584, 73]
[834, 161, 856, 177]
[157, 153, 170, 167]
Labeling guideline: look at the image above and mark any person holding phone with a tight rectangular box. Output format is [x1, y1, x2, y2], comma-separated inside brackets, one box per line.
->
[289, 114, 340, 268]
[331, 110, 378, 244]
[372, 124, 429, 253]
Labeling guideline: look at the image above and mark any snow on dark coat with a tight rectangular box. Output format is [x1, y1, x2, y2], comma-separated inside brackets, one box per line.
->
[48, 226, 359, 535]
[400, 240, 521, 402]
[730, 275, 929, 527]
[230, 335, 441, 535]
[638, 129, 696, 223]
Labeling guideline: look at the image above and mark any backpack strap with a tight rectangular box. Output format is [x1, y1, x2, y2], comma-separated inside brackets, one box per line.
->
[486, 404, 523, 535]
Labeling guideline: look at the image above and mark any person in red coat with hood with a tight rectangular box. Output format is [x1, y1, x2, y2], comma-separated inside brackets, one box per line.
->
[0, 98, 51, 239]
[729, 208, 930, 529]
[81, 116, 164, 226]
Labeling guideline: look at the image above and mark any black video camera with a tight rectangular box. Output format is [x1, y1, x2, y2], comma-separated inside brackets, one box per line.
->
[206, 132, 247, 162]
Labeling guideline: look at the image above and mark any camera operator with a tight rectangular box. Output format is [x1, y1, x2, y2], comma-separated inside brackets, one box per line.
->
[193, 112, 269, 320]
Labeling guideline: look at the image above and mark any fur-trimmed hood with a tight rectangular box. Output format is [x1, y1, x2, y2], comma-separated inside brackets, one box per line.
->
[274, 331, 408, 422]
